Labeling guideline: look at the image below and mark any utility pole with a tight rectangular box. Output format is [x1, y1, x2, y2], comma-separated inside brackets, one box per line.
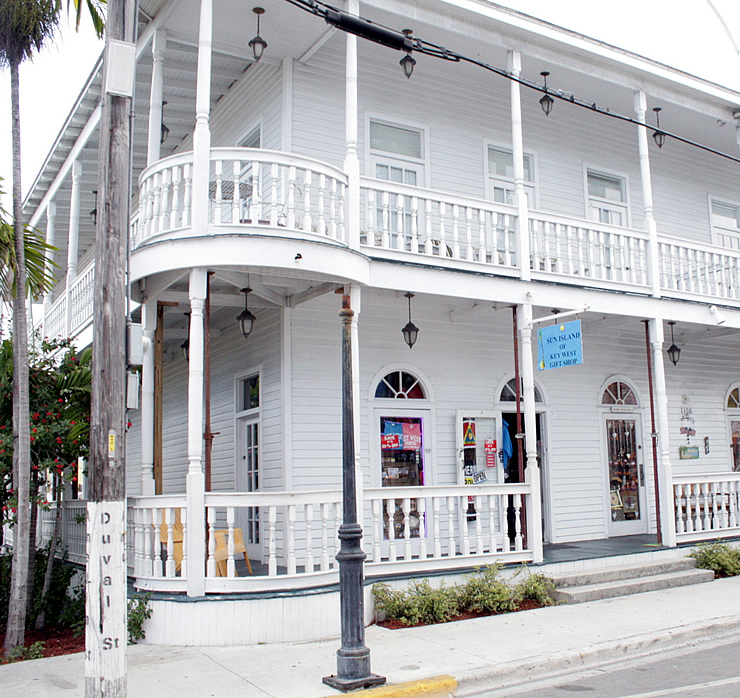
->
[86, 0, 135, 694]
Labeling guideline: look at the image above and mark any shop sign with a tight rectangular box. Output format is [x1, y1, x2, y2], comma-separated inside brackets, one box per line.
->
[537, 320, 583, 370]
[679, 445, 700, 460]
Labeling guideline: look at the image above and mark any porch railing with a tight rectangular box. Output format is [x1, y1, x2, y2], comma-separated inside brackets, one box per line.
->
[673, 473, 740, 542]
[36, 500, 88, 564]
[529, 212, 650, 288]
[43, 259, 95, 340]
[360, 178, 518, 269]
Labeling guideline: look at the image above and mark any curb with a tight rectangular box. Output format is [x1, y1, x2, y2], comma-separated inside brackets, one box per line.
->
[330, 675, 457, 698]
[453, 614, 740, 696]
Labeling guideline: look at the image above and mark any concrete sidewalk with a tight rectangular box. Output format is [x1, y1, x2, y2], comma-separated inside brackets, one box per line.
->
[3, 575, 740, 697]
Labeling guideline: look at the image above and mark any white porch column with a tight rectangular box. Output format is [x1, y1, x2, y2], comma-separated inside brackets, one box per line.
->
[42, 201, 56, 327]
[140, 299, 157, 495]
[344, 0, 360, 251]
[65, 161, 82, 335]
[186, 268, 207, 596]
[649, 318, 677, 547]
[509, 50, 531, 281]
[348, 285, 364, 509]
[191, 0, 213, 234]
[147, 29, 167, 166]
[635, 90, 661, 298]
[520, 301, 543, 562]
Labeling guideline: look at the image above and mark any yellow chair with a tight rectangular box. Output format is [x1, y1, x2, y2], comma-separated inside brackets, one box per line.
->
[213, 528, 253, 576]
[159, 508, 183, 573]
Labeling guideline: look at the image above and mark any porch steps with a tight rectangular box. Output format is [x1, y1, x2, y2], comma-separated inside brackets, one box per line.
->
[550, 558, 714, 604]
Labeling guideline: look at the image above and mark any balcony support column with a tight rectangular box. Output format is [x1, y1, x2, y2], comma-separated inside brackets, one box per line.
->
[509, 50, 531, 281]
[65, 161, 82, 335]
[186, 268, 207, 597]
[649, 318, 677, 547]
[140, 299, 156, 496]
[520, 300, 543, 562]
[43, 201, 56, 329]
[146, 29, 167, 166]
[344, 0, 360, 251]
[635, 90, 661, 298]
[191, 0, 213, 235]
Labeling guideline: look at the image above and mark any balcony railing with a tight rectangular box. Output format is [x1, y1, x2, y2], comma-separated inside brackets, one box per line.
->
[673, 473, 740, 542]
[42, 259, 95, 340]
[134, 148, 347, 249]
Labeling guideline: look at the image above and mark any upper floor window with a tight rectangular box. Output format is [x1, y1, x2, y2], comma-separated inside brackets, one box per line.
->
[487, 146, 535, 206]
[601, 380, 638, 406]
[711, 199, 740, 250]
[369, 119, 425, 186]
[499, 377, 543, 403]
[587, 170, 628, 227]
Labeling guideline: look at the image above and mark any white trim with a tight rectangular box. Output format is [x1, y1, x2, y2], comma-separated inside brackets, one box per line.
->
[367, 363, 435, 404]
[709, 195, 740, 249]
[598, 374, 643, 408]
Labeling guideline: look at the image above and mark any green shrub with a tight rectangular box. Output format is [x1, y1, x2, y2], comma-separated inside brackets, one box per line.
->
[689, 542, 740, 577]
[128, 592, 153, 644]
[59, 581, 86, 637]
[458, 565, 517, 614]
[372, 564, 557, 626]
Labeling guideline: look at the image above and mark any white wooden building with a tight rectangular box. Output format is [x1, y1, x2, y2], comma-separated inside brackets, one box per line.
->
[24, 0, 740, 645]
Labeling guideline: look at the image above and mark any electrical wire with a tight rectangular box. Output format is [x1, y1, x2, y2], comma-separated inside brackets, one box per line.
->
[283, 0, 740, 165]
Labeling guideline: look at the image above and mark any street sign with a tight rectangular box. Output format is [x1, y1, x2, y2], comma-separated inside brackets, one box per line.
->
[537, 319, 583, 370]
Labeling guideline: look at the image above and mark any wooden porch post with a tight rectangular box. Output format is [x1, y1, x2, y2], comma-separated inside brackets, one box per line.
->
[186, 268, 208, 596]
[147, 29, 167, 166]
[65, 161, 82, 335]
[520, 301, 544, 562]
[140, 299, 156, 495]
[509, 50, 531, 281]
[649, 318, 677, 547]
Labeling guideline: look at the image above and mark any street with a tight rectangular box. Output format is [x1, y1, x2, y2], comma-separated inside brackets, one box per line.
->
[477, 636, 740, 697]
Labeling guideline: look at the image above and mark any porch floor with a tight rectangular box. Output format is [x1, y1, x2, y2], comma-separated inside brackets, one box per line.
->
[543, 534, 663, 564]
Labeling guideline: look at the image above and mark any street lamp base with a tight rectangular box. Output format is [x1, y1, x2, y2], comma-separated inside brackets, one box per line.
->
[322, 673, 386, 692]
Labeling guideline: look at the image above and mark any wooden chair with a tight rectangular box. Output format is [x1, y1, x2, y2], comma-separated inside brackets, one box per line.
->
[159, 508, 184, 573]
[213, 528, 253, 576]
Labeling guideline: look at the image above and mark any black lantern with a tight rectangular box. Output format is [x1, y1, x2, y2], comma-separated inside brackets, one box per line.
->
[539, 71, 554, 116]
[181, 311, 191, 362]
[401, 292, 419, 349]
[90, 190, 98, 225]
[248, 7, 267, 63]
[237, 287, 256, 340]
[399, 29, 416, 79]
[160, 101, 170, 144]
[667, 321, 681, 366]
[652, 107, 666, 148]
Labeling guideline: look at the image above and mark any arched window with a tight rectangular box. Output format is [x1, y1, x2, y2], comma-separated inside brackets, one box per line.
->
[499, 378, 543, 403]
[375, 370, 425, 399]
[601, 380, 638, 406]
[727, 386, 740, 409]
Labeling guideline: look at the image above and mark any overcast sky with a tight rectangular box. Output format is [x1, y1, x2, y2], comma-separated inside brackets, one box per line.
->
[1, 0, 739, 205]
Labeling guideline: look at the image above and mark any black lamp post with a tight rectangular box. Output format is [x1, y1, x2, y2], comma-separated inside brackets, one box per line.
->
[323, 294, 385, 692]
[667, 321, 681, 366]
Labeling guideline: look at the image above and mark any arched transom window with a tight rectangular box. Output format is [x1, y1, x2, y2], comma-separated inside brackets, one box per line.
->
[375, 370, 426, 399]
[727, 387, 740, 409]
[601, 380, 638, 406]
[500, 378, 543, 403]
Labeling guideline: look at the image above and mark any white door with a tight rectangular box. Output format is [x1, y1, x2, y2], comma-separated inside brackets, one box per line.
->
[236, 417, 261, 559]
[606, 415, 648, 535]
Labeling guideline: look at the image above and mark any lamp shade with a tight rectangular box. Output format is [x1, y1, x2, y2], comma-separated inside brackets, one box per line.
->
[667, 343, 681, 366]
[402, 320, 419, 349]
[237, 287, 256, 340]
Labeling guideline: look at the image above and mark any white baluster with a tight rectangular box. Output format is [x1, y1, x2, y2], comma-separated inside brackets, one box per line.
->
[675, 484, 685, 535]
[320, 502, 330, 570]
[231, 160, 241, 223]
[302, 170, 312, 233]
[446, 496, 456, 558]
[424, 199, 433, 255]
[514, 495, 523, 551]
[465, 207, 473, 260]
[268, 505, 277, 576]
[171, 166, 181, 229]
[206, 507, 217, 578]
[226, 506, 236, 578]
[165, 507, 175, 578]
[287, 165, 297, 229]
[151, 509, 161, 574]
[329, 178, 337, 240]
[213, 160, 223, 225]
[474, 495, 483, 554]
[182, 163, 192, 228]
[372, 499, 382, 563]
[461, 495, 471, 556]
[451, 204, 460, 258]
[730, 481, 738, 528]
[439, 201, 447, 257]
[432, 497, 442, 558]
[317, 173, 326, 235]
[410, 196, 419, 253]
[418, 498, 427, 559]
[286, 504, 296, 575]
[387, 499, 397, 562]
[402, 498, 412, 560]
[180, 507, 187, 578]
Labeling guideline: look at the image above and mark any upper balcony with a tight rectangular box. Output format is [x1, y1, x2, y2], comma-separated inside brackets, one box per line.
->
[127, 147, 740, 308]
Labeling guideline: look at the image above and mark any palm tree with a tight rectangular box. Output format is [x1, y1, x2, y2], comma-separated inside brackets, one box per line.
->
[0, 0, 103, 657]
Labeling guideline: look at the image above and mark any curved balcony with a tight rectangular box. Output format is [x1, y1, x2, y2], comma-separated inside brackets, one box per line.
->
[132, 148, 348, 250]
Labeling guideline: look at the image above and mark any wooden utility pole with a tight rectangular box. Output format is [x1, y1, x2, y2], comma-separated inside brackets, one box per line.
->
[86, 0, 135, 694]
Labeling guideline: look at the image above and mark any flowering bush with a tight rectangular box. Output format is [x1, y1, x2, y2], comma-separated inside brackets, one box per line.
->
[0, 334, 91, 524]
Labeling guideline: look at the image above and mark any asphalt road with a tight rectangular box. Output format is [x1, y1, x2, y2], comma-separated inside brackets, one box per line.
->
[475, 636, 740, 697]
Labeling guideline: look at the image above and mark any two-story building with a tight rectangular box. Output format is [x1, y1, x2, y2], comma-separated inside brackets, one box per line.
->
[23, 0, 740, 646]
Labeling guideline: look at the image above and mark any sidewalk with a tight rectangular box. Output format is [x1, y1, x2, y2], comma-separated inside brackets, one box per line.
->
[3, 575, 740, 698]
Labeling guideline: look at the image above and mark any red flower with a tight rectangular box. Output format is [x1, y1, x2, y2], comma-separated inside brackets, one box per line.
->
[32, 428, 37, 433]
[70, 421, 76, 425]
[58, 398, 63, 403]
[56, 437, 62, 444]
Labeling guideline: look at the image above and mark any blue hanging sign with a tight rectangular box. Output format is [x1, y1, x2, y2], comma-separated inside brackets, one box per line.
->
[537, 319, 583, 370]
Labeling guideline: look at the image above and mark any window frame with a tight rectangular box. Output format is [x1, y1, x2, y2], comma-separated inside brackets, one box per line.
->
[584, 167, 631, 228]
[710, 196, 740, 249]
[484, 142, 538, 209]
[364, 113, 430, 188]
